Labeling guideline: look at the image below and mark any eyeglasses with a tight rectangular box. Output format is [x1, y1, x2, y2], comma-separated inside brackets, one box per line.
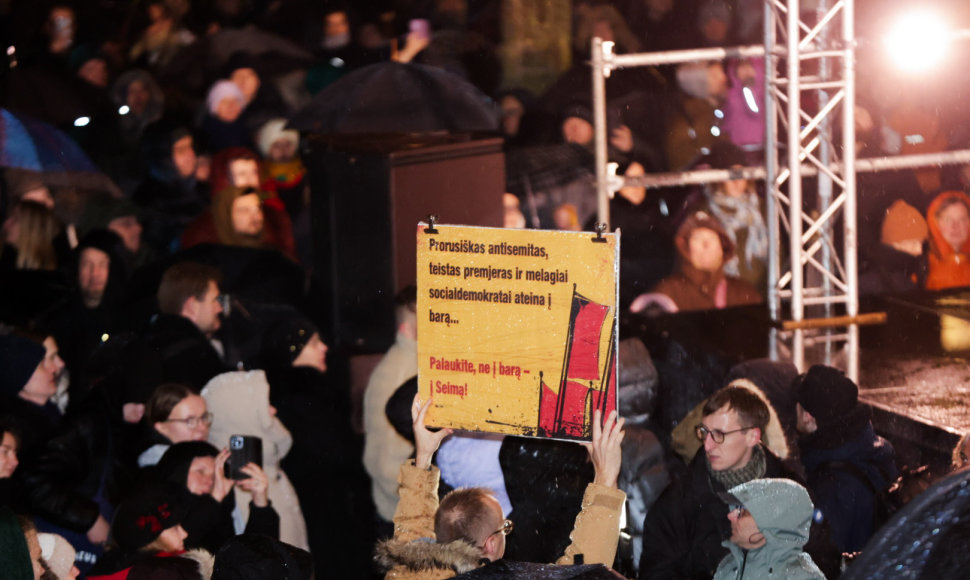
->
[695, 424, 753, 444]
[490, 519, 514, 538]
[166, 412, 214, 429]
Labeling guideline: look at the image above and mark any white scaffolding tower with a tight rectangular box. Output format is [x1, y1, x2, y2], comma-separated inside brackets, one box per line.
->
[592, 0, 864, 376]
[592, 2, 970, 379]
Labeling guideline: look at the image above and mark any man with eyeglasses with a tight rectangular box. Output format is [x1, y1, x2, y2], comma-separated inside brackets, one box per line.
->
[376, 396, 627, 578]
[639, 385, 837, 580]
[713, 478, 825, 580]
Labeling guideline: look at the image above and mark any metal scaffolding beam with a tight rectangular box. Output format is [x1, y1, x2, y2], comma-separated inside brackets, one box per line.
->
[590, 0, 865, 378]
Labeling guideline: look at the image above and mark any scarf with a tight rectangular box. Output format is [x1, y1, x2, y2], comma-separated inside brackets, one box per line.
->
[710, 444, 767, 490]
[704, 189, 768, 278]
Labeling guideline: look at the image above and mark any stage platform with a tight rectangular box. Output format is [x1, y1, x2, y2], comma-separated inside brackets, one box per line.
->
[624, 288, 970, 475]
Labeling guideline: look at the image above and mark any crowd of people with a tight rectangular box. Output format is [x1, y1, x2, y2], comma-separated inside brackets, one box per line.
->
[2, 0, 970, 579]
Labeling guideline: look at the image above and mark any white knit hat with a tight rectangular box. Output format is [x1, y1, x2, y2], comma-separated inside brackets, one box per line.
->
[38, 533, 76, 579]
[206, 80, 246, 115]
[256, 118, 299, 157]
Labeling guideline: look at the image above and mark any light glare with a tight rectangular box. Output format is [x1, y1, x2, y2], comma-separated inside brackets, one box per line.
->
[74, 116, 90, 127]
[884, 12, 949, 72]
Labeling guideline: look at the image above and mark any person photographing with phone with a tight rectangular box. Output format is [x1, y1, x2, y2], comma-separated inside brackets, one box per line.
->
[202, 369, 309, 550]
[153, 440, 278, 553]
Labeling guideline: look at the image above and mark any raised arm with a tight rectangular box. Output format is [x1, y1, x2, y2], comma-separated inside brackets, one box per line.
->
[389, 395, 453, 543]
[585, 408, 625, 488]
[558, 409, 627, 567]
[413, 396, 453, 470]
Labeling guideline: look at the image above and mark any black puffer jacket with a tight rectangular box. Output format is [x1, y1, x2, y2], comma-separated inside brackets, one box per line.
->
[122, 313, 228, 402]
[639, 447, 840, 580]
[20, 384, 136, 534]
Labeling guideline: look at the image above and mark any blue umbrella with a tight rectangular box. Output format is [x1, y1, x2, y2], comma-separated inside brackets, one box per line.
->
[0, 109, 43, 171]
[0, 108, 119, 195]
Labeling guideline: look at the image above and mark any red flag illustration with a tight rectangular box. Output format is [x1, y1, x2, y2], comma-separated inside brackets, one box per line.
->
[537, 286, 615, 439]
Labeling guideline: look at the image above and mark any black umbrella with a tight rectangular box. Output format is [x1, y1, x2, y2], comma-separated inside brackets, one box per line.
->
[287, 62, 499, 134]
[159, 25, 314, 95]
[841, 467, 970, 579]
[453, 562, 623, 580]
[504, 144, 596, 229]
[505, 144, 595, 196]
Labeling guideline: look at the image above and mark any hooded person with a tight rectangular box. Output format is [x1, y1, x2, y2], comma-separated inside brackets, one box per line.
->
[713, 478, 825, 580]
[78, 196, 155, 270]
[645, 211, 762, 312]
[200, 370, 308, 551]
[111, 69, 165, 148]
[180, 185, 298, 262]
[924, 190, 970, 291]
[153, 441, 279, 553]
[222, 52, 290, 139]
[37, 229, 132, 402]
[133, 121, 208, 254]
[793, 365, 898, 553]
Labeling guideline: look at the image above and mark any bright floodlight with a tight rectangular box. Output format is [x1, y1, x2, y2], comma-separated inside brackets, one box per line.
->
[884, 11, 949, 72]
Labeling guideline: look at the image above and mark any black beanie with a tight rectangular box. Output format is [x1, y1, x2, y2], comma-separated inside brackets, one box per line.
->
[261, 316, 318, 369]
[0, 334, 45, 397]
[111, 484, 186, 552]
[793, 365, 858, 427]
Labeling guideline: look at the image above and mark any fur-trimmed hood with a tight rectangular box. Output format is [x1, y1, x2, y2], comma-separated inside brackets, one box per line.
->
[375, 537, 485, 577]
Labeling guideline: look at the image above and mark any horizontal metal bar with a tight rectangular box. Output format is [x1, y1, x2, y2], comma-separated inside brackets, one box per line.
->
[798, 80, 847, 91]
[621, 149, 970, 189]
[606, 44, 768, 68]
[801, 295, 849, 305]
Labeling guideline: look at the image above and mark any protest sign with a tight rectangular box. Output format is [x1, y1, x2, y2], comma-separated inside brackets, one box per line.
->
[416, 223, 618, 441]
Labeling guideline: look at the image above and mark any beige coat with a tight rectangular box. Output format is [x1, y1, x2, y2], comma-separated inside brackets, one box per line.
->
[202, 370, 309, 550]
[376, 461, 626, 579]
[363, 332, 418, 521]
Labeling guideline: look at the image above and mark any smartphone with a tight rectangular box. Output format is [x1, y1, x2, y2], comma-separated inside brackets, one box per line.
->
[409, 19, 430, 40]
[225, 435, 263, 480]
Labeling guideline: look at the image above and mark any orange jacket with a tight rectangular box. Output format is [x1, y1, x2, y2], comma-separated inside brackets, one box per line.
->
[925, 190, 970, 290]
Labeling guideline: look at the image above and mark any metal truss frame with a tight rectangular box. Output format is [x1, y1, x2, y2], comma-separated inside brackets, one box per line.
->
[592, 0, 858, 320]
[590, 2, 970, 379]
[590, 0, 862, 375]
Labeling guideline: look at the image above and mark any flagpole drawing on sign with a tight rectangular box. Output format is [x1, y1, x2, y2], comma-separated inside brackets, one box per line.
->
[417, 223, 618, 442]
[538, 286, 616, 438]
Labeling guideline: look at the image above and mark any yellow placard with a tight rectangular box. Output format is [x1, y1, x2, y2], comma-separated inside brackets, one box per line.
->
[416, 223, 618, 441]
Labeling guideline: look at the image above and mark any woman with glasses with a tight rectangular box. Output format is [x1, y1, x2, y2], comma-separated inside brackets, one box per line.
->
[713, 478, 824, 580]
[138, 383, 212, 467]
